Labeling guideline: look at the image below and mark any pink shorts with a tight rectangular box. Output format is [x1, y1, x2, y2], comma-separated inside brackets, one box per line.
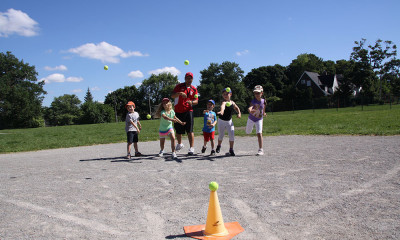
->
[203, 131, 215, 142]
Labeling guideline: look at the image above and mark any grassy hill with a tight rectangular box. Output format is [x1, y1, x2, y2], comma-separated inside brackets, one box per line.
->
[1, 104, 399, 153]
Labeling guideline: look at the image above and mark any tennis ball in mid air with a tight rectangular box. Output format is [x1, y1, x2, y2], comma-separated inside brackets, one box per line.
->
[226, 101, 232, 107]
[146, 114, 151, 119]
[184, 60, 189, 65]
[225, 87, 231, 93]
[104, 65, 108, 70]
[194, 94, 198, 98]
[209, 181, 219, 191]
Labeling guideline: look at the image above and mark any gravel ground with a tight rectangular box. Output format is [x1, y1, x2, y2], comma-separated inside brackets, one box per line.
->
[1, 135, 400, 240]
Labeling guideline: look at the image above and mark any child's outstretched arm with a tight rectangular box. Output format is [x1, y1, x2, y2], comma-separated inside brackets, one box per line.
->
[233, 102, 241, 118]
[217, 102, 226, 116]
[130, 120, 140, 133]
[174, 116, 186, 125]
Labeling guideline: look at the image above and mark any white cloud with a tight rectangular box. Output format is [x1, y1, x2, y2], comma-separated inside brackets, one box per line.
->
[72, 89, 82, 93]
[128, 70, 144, 78]
[68, 41, 148, 63]
[91, 86, 100, 91]
[0, 9, 39, 37]
[148, 67, 181, 76]
[44, 65, 68, 71]
[236, 50, 249, 56]
[40, 73, 83, 84]
[135, 82, 142, 87]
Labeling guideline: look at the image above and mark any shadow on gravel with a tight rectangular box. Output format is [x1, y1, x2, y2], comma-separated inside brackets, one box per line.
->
[165, 233, 188, 239]
[163, 153, 254, 163]
[79, 154, 159, 163]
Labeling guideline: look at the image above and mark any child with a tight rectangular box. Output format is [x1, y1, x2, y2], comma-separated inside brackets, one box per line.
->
[202, 100, 218, 155]
[246, 85, 267, 156]
[155, 98, 186, 160]
[125, 101, 142, 159]
[216, 88, 241, 156]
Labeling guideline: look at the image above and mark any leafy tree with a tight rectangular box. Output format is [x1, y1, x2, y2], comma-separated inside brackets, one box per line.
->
[197, 61, 249, 112]
[285, 53, 325, 84]
[80, 101, 113, 124]
[243, 64, 287, 99]
[44, 94, 81, 126]
[138, 72, 179, 111]
[0, 51, 46, 129]
[333, 59, 357, 103]
[84, 87, 93, 103]
[104, 85, 143, 121]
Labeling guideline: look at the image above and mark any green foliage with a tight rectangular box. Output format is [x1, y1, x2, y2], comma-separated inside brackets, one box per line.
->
[0, 51, 46, 129]
[84, 88, 94, 103]
[285, 53, 325, 84]
[80, 101, 114, 124]
[198, 61, 249, 112]
[138, 72, 179, 108]
[243, 64, 288, 99]
[104, 85, 143, 121]
[44, 94, 82, 126]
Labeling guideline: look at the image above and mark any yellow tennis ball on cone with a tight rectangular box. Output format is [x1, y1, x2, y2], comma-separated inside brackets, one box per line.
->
[209, 181, 219, 191]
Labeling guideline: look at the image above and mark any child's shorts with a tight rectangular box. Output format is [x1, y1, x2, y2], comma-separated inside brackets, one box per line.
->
[159, 128, 174, 138]
[203, 131, 215, 142]
[127, 131, 139, 143]
[246, 118, 263, 134]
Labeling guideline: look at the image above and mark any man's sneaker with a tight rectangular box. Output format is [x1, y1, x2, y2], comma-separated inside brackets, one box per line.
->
[158, 150, 164, 157]
[216, 145, 221, 153]
[210, 150, 216, 156]
[135, 152, 143, 157]
[176, 143, 184, 152]
[257, 149, 264, 156]
[201, 146, 207, 153]
[229, 149, 235, 156]
[188, 147, 195, 155]
[172, 152, 177, 159]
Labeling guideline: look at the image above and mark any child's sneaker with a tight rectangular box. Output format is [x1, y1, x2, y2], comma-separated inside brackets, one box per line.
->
[188, 147, 195, 155]
[158, 150, 164, 157]
[135, 152, 143, 157]
[176, 143, 184, 152]
[216, 145, 221, 153]
[172, 152, 177, 159]
[210, 150, 216, 156]
[201, 146, 207, 153]
[257, 149, 264, 156]
[229, 149, 235, 156]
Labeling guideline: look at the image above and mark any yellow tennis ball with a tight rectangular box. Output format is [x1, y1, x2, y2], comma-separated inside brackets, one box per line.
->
[146, 114, 151, 119]
[226, 101, 232, 107]
[194, 94, 198, 98]
[184, 60, 189, 65]
[209, 181, 219, 191]
[104, 65, 108, 70]
[225, 87, 231, 93]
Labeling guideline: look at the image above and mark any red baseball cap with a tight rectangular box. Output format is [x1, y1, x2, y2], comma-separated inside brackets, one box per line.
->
[185, 72, 193, 78]
[162, 98, 170, 102]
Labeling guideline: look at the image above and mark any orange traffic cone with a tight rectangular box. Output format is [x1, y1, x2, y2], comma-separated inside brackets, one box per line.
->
[184, 182, 244, 240]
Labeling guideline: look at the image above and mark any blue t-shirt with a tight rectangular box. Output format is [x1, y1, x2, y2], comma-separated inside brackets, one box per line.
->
[202, 111, 217, 133]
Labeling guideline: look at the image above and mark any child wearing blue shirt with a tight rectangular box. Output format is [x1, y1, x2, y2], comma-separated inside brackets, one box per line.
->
[202, 100, 218, 155]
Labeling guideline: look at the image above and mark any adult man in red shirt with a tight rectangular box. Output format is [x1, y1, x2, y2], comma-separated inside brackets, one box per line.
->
[171, 72, 198, 155]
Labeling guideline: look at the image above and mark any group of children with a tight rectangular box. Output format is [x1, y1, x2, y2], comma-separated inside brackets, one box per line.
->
[124, 85, 267, 159]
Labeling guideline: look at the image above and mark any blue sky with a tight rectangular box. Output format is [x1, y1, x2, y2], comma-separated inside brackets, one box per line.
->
[1, 0, 399, 106]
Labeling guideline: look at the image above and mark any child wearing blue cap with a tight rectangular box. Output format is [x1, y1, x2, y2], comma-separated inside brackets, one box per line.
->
[202, 100, 218, 155]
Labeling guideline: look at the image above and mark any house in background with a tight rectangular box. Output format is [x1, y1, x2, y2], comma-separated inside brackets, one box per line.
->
[295, 71, 343, 97]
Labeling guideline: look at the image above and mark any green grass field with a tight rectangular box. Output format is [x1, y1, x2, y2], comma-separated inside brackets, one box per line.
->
[1, 104, 399, 153]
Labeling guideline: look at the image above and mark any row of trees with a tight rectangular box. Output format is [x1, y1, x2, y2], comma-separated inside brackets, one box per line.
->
[1, 38, 399, 129]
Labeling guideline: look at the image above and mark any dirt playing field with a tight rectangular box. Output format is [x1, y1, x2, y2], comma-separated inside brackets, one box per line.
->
[1, 135, 399, 239]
